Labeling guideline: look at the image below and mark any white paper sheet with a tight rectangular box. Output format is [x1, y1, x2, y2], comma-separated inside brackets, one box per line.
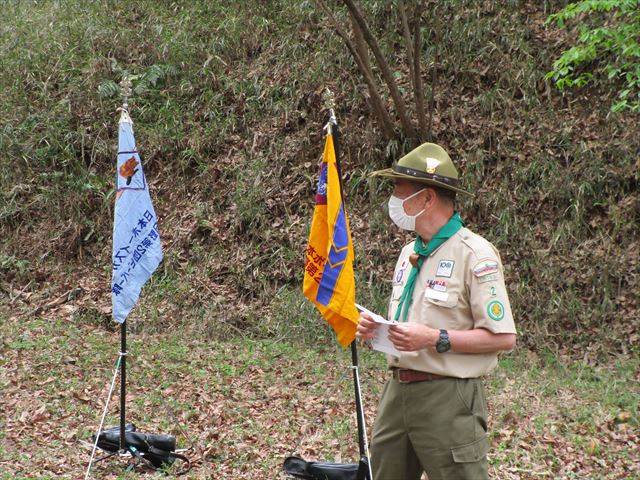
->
[355, 303, 401, 357]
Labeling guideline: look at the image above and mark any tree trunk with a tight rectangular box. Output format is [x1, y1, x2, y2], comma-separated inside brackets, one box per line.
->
[412, 3, 428, 141]
[400, 0, 428, 142]
[342, 0, 417, 139]
[350, 15, 396, 139]
[314, 0, 395, 140]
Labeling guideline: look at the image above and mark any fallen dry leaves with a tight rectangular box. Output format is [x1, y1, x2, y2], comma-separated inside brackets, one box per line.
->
[1, 304, 638, 479]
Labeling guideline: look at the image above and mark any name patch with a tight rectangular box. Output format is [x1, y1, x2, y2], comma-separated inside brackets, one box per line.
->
[425, 289, 449, 302]
[436, 260, 455, 278]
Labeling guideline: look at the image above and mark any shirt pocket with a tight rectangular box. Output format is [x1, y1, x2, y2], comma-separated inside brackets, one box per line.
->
[424, 291, 459, 309]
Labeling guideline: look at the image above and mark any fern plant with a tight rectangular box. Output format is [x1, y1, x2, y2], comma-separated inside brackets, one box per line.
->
[98, 60, 178, 99]
[545, 0, 640, 112]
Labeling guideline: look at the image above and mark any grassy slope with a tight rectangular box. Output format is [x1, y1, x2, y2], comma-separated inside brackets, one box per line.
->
[1, 1, 638, 353]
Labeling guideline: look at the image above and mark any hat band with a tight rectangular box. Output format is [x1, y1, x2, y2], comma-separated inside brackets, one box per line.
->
[393, 165, 460, 187]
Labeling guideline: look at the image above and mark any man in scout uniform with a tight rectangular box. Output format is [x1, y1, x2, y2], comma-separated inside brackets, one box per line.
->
[356, 143, 517, 480]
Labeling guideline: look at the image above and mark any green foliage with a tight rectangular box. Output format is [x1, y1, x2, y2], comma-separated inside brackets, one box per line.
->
[232, 155, 268, 233]
[0, 254, 29, 275]
[98, 61, 179, 99]
[546, 0, 640, 112]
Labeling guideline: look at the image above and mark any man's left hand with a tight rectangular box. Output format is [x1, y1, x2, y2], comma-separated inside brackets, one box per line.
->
[388, 323, 439, 352]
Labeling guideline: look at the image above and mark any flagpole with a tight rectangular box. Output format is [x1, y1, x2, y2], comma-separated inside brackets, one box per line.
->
[350, 342, 370, 461]
[325, 90, 372, 479]
[118, 76, 132, 452]
[120, 321, 127, 450]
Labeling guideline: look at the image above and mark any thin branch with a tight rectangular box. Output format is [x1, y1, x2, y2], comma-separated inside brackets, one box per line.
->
[427, 3, 440, 141]
[412, 2, 428, 140]
[314, 0, 395, 139]
[399, 0, 415, 85]
[351, 14, 395, 139]
[342, 0, 416, 138]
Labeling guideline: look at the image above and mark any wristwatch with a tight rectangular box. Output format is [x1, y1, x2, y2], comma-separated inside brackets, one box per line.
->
[435, 329, 451, 353]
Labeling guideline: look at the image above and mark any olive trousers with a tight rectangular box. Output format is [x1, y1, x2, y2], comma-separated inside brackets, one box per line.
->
[370, 377, 490, 480]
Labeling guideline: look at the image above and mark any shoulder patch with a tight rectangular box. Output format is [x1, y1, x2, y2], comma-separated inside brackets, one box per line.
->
[487, 300, 505, 321]
[473, 260, 499, 277]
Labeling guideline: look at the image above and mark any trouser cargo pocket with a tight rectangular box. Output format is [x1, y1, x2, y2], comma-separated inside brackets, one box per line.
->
[431, 435, 490, 480]
[451, 435, 489, 463]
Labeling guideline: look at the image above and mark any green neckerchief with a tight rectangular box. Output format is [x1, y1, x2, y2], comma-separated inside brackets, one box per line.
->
[394, 212, 464, 322]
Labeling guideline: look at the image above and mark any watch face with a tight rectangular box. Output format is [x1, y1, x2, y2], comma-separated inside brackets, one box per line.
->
[436, 340, 450, 353]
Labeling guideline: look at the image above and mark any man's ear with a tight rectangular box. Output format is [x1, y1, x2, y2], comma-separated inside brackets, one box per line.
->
[423, 187, 437, 207]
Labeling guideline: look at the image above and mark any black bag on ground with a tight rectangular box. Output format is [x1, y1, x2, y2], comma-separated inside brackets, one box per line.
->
[283, 455, 370, 480]
[94, 424, 137, 452]
[94, 424, 186, 470]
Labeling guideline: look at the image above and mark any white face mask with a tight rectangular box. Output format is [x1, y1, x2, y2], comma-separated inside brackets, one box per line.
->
[388, 189, 425, 231]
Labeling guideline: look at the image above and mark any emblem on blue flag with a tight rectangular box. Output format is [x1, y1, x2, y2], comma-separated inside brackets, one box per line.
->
[111, 110, 163, 323]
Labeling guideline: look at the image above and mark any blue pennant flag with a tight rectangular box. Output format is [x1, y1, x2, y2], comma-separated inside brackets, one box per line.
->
[111, 110, 163, 323]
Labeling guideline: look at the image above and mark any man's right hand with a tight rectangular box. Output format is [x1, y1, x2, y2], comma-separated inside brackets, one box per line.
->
[356, 313, 379, 341]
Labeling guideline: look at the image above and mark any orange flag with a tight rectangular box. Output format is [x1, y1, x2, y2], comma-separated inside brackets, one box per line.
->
[303, 131, 359, 347]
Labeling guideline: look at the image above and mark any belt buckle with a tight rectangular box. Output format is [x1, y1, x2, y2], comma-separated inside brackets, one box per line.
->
[394, 369, 411, 384]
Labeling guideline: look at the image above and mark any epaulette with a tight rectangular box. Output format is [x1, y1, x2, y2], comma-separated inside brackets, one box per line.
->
[459, 229, 498, 261]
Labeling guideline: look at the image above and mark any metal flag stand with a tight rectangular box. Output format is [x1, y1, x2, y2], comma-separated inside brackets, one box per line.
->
[330, 99, 374, 480]
[84, 77, 190, 478]
[84, 353, 124, 479]
[284, 91, 373, 480]
[84, 77, 134, 480]
[350, 341, 373, 480]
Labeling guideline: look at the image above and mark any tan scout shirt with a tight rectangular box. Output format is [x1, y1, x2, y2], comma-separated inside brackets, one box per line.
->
[387, 227, 517, 378]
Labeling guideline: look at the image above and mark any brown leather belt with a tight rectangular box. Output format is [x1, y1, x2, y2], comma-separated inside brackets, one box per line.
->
[391, 368, 450, 383]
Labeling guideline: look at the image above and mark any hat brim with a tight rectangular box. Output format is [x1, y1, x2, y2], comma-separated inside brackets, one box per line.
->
[369, 168, 473, 197]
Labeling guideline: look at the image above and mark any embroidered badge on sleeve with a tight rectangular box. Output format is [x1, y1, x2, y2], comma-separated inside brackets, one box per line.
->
[478, 273, 498, 284]
[473, 260, 499, 277]
[487, 300, 505, 321]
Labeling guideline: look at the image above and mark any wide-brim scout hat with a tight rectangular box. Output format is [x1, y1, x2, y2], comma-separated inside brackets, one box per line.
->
[370, 142, 472, 196]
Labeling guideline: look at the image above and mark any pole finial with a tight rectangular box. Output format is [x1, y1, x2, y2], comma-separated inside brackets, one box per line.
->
[120, 76, 133, 111]
[323, 87, 336, 111]
[323, 88, 337, 132]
